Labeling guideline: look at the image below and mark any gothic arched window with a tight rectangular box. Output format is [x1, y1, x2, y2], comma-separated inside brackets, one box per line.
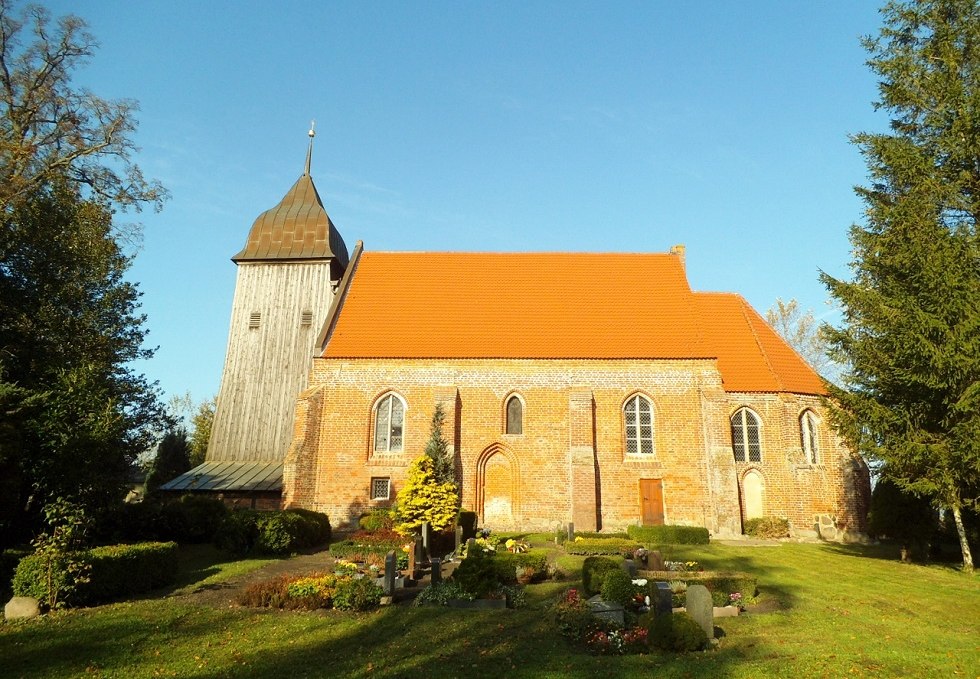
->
[506, 395, 523, 435]
[731, 408, 761, 462]
[624, 394, 654, 455]
[800, 410, 819, 464]
[374, 393, 405, 453]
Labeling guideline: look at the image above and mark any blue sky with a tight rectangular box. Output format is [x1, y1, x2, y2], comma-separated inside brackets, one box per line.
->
[43, 1, 886, 406]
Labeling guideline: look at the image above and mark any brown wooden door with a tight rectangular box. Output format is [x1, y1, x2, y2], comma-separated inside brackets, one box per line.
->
[639, 479, 664, 525]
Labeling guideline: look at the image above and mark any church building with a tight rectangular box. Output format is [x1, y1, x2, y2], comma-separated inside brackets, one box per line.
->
[164, 135, 870, 540]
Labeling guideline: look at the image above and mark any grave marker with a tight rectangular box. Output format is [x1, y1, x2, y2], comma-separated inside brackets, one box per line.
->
[685, 584, 714, 638]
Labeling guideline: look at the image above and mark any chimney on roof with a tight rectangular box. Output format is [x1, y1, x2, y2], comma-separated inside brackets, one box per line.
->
[670, 244, 686, 269]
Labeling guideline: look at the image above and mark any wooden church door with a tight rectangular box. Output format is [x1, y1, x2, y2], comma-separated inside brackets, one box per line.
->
[639, 479, 664, 525]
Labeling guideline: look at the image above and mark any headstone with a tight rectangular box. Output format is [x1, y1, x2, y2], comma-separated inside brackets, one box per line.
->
[653, 581, 672, 617]
[466, 537, 476, 556]
[4, 596, 40, 620]
[383, 550, 397, 596]
[407, 542, 417, 579]
[621, 559, 637, 578]
[566, 522, 575, 542]
[421, 522, 431, 556]
[648, 550, 665, 572]
[430, 557, 442, 586]
[587, 594, 625, 626]
[455, 525, 463, 554]
[685, 584, 714, 638]
[413, 536, 425, 572]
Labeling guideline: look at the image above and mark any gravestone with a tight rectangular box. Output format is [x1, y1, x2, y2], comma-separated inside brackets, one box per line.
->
[407, 541, 418, 580]
[566, 522, 575, 542]
[421, 522, 432, 557]
[653, 581, 672, 617]
[685, 584, 714, 638]
[4, 596, 40, 620]
[383, 550, 397, 596]
[587, 594, 625, 626]
[466, 537, 476, 555]
[621, 559, 637, 578]
[455, 526, 463, 555]
[648, 550, 665, 572]
[430, 557, 442, 586]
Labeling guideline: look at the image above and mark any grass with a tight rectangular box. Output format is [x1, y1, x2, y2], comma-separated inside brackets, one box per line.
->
[1, 541, 978, 678]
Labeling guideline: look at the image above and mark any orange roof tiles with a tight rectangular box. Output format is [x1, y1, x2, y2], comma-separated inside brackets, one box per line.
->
[321, 250, 827, 396]
[233, 174, 348, 265]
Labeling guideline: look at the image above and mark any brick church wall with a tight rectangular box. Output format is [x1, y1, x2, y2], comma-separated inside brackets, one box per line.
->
[283, 357, 868, 538]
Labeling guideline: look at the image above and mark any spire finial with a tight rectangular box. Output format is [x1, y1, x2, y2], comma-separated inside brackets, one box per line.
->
[304, 120, 316, 175]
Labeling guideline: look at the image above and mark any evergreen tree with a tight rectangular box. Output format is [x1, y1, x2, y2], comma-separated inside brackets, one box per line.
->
[821, 0, 980, 570]
[868, 477, 939, 562]
[145, 427, 191, 494]
[393, 455, 459, 536]
[424, 404, 455, 487]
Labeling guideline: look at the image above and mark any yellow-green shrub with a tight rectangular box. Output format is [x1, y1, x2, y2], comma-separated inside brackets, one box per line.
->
[394, 456, 458, 535]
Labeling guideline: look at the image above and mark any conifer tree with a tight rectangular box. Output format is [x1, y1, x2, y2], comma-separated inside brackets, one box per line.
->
[424, 404, 455, 487]
[821, 0, 980, 570]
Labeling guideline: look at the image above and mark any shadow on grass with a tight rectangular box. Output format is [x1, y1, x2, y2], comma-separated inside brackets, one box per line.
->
[817, 541, 968, 573]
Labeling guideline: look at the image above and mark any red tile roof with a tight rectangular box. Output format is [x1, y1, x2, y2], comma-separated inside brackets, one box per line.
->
[321, 251, 827, 395]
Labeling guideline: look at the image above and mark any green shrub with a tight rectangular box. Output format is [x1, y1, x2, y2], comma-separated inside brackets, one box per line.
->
[600, 568, 636, 607]
[161, 495, 229, 543]
[287, 508, 332, 545]
[627, 525, 710, 545]
[582, 556, 622, 597]
[452, 548, 502, 598]
[492, 550, 548, 584]
[1, 548, 29, 595]
[358, 508, 394, 532]
[743, 517, 790, 539]
[214, 510, 260, 553]
[332, 576, 383, 611]
[255, 511, 307, 554]
[285, 574, 339, 610]
[457, 510, 478, 541]
[11, 553, 78, 607]
[575, 531, 629, 540]
[566, 537, 642, 556]
[648, 611, 707, 652]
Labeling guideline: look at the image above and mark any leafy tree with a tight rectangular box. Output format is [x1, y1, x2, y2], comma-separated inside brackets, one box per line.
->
[765, 298, 836, 379]
[188, 397, 215, 468]
[145, 427, 191, 494]
[821, 0, 980, 571]
[0, 1, 167, 217]
[424, 404, 455, 487]
[0, 179, 166, 546]
[393, 455, 459, 536]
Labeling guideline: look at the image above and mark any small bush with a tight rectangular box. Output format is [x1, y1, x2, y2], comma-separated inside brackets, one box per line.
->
[648, 611, 707, 652]
[627, 525, 710, 545]
[332, 576, 383, 611]
[566, 538, 642, 556]
[582, 556, 622, 597]
[161, 495, 229, 543]
[237, 574, 292, 608]
[286, 508, 332, 545]
[636, 570, 757, 600]
[1, 548, 29, 595]
[600, 568, 636, 607]
[286, 574, 339, 610]
[215, 509, 330, 555]
[743, 517, 790, 539]
[11, 553, 77, 607]
[492, 550, 548, 584]
[452, 549, 502, 598]
[358, 508, 394, 533]
[255, 512, 307, 554]
[214, 510, 260, 553]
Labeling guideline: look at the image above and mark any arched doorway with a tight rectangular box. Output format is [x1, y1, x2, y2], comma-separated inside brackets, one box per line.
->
[476, 444, 520, 529]
[742, 469, 765, 520]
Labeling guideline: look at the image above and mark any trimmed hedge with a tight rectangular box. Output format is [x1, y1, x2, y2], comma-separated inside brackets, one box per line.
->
[1, 548, 29, 595]
[13, 542, 179, 607]
[492, 549, 548, 583]
[565, 537, 642, 556]
[743, 517, 790, 538]
[627, 525, 710, 545]
[575, 531, 629, 540]
[636, 569, 758, 599]
[582, 556, 622, 597]
[215, 509, 331, 555]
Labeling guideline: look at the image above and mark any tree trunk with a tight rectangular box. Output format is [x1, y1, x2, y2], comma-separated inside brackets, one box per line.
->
[952, 506, 974, 572]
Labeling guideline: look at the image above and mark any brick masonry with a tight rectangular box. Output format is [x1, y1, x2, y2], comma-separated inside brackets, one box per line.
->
[282, 358, 870, 539]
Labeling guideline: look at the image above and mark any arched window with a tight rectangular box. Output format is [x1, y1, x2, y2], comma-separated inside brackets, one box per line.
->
[624, 394, 654, 455]
[374, 393, 405, 453]
[800, 410, 819, 464]
[506, 395, 523, 435]
[731, 408, 761, 462]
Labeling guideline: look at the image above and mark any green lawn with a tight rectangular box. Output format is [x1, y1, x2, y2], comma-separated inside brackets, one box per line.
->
[1, 542, 977, 678]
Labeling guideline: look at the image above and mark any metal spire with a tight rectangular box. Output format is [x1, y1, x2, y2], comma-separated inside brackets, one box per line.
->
[304, 120, 316, 175]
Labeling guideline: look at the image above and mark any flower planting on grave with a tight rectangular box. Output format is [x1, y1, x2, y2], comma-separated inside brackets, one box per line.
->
[237, 571, 383, 611]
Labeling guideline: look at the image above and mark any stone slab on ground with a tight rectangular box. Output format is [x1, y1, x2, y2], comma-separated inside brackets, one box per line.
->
[587, 594, 625, 627]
